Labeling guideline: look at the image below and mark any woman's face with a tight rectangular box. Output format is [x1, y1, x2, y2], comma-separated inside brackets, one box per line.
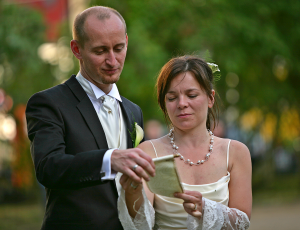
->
[165, 71, 214, 131]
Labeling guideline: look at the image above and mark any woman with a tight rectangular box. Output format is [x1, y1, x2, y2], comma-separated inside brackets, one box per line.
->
[118, 55, 252, 229]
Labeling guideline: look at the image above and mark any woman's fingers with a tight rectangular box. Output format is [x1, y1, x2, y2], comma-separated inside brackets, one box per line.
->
[175, 190, 203, 219]
[120, 174, 142, 194]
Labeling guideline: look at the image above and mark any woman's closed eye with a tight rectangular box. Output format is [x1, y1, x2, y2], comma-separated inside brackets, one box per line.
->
[188, 94, 198, 99]
[167, 97, 176, 102]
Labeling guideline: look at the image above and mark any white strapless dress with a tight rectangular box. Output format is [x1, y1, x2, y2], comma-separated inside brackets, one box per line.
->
[154, 172, 230, 230]
[118, 140, 250, 230]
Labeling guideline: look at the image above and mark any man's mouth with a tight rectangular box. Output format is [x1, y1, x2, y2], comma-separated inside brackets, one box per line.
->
[103, 68, 118, 75]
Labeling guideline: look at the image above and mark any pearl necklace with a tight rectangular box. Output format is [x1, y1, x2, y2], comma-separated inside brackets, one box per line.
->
[168, 128, 214, 166]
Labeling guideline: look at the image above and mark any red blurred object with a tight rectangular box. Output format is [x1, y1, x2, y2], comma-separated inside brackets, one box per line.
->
[9, 0, 68, 41]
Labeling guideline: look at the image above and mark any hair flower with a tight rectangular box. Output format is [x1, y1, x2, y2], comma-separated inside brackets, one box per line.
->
[207, 62, 220, 73]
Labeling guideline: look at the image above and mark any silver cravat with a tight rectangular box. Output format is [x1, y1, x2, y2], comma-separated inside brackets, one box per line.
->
[98, 95, 120, 149]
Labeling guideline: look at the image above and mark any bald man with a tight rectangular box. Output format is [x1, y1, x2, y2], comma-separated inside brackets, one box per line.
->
[26, 6, 155, 230]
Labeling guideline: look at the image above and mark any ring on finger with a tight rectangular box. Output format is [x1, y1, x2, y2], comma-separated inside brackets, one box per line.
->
[132, 164, 139, 171]
[130, 182, 138, 189]
[193, 203, 198, 211]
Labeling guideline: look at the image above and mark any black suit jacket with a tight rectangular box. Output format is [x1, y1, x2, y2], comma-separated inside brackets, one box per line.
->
[26, 75, 144, 230]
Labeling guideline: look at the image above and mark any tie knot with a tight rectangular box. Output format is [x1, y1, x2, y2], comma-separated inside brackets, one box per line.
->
[100, 95, 114, 103]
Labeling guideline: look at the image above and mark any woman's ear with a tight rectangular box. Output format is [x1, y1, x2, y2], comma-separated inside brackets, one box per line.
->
[70, 40, 82, 60]
[208, 90, 215, 108]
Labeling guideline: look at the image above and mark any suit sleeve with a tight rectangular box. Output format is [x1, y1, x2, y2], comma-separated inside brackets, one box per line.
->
[26, 91, 108, 189]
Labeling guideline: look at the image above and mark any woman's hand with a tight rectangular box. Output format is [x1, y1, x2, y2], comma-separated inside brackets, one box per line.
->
[175, 190, 204, 219]
[120, 174, 144, 217]
[119, 174, 143, 195]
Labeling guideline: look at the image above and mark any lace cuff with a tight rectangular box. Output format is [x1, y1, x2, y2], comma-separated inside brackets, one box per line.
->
[118, 188, 155, 230]
[186, 198, 250, 230]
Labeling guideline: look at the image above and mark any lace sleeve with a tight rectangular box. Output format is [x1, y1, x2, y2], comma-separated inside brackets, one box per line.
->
[187, 198, 250, 230]
[117, 188, 155, 230]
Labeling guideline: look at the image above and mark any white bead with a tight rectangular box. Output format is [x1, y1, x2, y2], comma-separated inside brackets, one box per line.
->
[169, 128, 214, 167]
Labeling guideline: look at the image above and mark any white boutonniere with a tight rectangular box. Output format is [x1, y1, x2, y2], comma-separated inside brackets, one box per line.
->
[129, 122, 144, 147]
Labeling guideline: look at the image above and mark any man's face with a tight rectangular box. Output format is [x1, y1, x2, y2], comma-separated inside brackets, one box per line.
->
[76, 14, 128, 93]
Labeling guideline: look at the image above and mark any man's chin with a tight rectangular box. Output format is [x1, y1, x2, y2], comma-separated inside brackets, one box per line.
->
[102, 75, 120, 85]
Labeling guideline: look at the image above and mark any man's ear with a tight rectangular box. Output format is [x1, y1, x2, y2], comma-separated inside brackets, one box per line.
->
[208, 89, 215, 108]
[125, 34, 128, 47]
[70, 40, 82, 60]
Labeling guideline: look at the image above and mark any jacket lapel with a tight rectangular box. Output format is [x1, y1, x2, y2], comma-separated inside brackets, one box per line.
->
[65, 76, 108, 149]
[119, 98, 134, 149]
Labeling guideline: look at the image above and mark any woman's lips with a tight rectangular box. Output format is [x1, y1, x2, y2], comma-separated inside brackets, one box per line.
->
[178, 113, 191, 118]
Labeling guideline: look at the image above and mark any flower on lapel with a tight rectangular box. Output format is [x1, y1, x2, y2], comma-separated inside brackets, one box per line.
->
[130, 122, 144, 147]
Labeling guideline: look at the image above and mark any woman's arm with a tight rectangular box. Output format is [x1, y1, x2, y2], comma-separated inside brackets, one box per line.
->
[228, 140, 252, 219]
[119, 141, 156, 217]
[117, 141, 157, 230]
[176, 140, 252, 230]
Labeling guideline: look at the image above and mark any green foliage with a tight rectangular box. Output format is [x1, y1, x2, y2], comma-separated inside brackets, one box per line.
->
[0, 3, 55, 105]
[90, 0, 300, 123]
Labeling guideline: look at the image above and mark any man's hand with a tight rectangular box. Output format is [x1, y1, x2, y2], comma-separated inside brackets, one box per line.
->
[111, 148, 155, 183]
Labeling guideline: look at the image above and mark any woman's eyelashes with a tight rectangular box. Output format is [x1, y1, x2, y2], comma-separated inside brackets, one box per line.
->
[166, 94, 198, 102]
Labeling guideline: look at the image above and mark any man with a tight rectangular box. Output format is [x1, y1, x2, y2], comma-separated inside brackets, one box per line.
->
[26, 6, 155, 230]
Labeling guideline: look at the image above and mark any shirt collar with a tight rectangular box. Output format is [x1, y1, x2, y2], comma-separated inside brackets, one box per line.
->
[77, 72, 122, 102]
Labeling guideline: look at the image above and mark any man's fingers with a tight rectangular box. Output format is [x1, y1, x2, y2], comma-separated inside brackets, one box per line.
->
[131, 164, 150, 181]
[111, 148, 155, 182]
[132, 157, 155, 179]
[137, 149, 156, 169]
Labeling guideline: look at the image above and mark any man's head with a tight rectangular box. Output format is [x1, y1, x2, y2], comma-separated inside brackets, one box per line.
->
[73, 6, 127, 48]
[70, 6, 128, 94]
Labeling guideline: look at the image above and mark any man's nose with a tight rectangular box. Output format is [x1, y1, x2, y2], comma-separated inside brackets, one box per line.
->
[105, 51, 117, 66]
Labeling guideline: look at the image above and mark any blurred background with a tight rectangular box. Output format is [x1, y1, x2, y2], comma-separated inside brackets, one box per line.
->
[0, 0, 299, 229]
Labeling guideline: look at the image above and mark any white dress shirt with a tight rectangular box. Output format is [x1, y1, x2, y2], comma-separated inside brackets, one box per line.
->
[76, 72, 125, 181]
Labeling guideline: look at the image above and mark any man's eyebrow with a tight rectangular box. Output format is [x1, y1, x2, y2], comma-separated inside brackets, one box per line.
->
[92, 42, 126, 50]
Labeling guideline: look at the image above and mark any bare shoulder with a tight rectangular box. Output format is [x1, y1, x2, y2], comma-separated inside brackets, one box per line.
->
[229, 140, 252, 170]
[137, 141, 156, 158]
[229, 140, 251, 158]
[137, 136, 168, 159]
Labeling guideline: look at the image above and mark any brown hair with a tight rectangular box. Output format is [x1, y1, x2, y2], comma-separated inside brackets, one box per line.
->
[72, 6, 127, 48]
[156, 55, 219, 130]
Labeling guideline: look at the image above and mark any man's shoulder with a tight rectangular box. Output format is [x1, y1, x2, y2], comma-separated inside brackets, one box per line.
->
[120, 96, 141, 111]
[28, 75, 78, 101]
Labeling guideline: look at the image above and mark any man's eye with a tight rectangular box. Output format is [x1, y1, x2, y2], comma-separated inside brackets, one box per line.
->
[115, 47, 124, 52]
[95, 51, 104, 55]
[189, 95, 197, 98]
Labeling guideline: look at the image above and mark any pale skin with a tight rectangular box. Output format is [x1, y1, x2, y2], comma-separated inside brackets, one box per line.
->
[70, 7, 155, 183]
[120, 72, 252, 220]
